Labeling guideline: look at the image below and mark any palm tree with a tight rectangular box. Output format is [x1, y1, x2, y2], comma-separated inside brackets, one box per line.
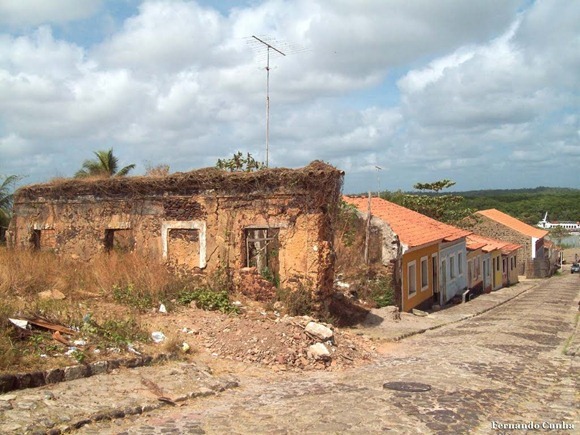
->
[75, 149, 135, 178]
[0, 175, 19, 227]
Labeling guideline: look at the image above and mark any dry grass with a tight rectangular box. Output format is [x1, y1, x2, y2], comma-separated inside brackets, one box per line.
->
[0, 248, 174, 300]
[0, 247, 196, 373]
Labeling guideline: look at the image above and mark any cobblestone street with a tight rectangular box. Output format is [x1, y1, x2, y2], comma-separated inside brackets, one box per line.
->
[74, 273, 579, 434]
[1, 275, 577, 434]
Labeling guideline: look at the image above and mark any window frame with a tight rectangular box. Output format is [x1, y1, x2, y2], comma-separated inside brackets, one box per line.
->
[449, 254, 456, 279]
[407, 260, 417, 298]
[420, 256, 429, 291]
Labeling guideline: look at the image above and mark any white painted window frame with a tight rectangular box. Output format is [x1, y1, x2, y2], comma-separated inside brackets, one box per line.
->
[161, 220, 207, 269]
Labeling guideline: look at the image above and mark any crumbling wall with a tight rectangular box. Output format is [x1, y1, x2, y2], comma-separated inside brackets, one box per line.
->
[9, 161, 343, 303]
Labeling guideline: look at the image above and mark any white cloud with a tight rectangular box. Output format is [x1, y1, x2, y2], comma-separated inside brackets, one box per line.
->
[0, 0, 578, 192]
[0, 0, 102, 28]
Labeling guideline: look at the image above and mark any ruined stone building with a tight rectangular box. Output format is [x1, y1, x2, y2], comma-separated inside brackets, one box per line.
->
[8, 161, 343, 300]
[471, 209, 551, 278]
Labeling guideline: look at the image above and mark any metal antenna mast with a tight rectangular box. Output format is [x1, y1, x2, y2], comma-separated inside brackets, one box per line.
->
[252, 35, 286, 167]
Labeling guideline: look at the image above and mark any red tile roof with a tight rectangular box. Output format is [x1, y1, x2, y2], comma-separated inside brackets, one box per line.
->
[476, 209, 548, 239]
[466, 234, 521, 255]
[343, 196, 471, 249]
[466, 238, 487, 251]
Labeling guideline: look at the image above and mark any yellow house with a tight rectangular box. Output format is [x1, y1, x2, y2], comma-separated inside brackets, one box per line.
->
[466, 237, 486, 293]
[343, 196, 470, 312]
[501, 244, 520, 287]
[466, 234, 520, 292]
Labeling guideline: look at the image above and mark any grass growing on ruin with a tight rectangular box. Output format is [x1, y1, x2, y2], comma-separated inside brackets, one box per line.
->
[0, 247, 239, 373]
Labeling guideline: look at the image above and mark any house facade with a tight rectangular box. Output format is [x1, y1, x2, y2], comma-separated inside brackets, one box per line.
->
[467, 233, 520, 292]
[471, 209, 549, 278]
[438, 238, 468, 305]
[343, 196, 471, 312]
[466, 238, 485, 293]
[9, 162, 344, 302]
[501, 244, 520, 287]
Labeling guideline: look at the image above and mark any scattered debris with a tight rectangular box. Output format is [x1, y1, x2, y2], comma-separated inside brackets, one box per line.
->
[26, 317, 76, 335]
[141, 376, 176, 405]
[307, 343, 332, 361]
[151, 331, 166, 343]
[305, 321, 334, 342]
[9, 318, 28, 330]
[52, 331, 70, 346]
[411, 309, 429, 317]
[159, 304, 167, 314]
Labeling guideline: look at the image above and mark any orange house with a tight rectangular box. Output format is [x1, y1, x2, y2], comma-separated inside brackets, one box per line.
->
[343, 196, 470, 312]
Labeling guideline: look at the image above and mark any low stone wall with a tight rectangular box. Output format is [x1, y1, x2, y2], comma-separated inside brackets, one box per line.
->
[525, 258, 551, 279]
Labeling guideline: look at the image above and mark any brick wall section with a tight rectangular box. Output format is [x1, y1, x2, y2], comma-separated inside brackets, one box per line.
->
[470, 216, 531, 275]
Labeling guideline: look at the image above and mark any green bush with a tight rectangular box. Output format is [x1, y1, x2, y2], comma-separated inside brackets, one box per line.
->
[112, 283, 154, 311]
[177, 287, 238, 314]
[368, 275, 394, 308]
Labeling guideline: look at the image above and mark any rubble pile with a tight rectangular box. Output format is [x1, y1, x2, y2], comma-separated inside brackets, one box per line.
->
[144, 306, 376, 371]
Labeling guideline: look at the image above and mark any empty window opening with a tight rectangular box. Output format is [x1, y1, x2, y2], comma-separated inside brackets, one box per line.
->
[104, 229, 134, 253]
[30, 229, 56, 251]
[245, 228, 280, 285]
[31, 229, 41, 250]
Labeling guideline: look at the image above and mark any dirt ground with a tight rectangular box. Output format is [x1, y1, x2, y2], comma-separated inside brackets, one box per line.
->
[3, 294, 379, 377]
[139, 299, 378, 372]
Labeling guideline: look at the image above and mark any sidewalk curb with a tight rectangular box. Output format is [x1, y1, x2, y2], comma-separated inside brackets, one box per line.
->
[50, 378, 240, 435]
[0, 353, 175, 394]
[391, 282, 539, 342]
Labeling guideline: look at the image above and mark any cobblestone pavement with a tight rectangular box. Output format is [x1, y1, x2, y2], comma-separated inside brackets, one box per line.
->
[72, 273, 579, 435]
[1, 275, 577, 434]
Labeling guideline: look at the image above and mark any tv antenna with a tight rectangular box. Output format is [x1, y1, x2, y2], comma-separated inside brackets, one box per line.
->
[251, 35, 286, 167]
[375, 166, 383, 198]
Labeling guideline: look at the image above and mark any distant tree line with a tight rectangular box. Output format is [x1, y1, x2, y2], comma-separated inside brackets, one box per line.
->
[379, 184, 580, 225]
[459, 188, 580, 224]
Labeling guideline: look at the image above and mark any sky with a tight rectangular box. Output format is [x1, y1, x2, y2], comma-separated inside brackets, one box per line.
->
[0, 0, 578, 193]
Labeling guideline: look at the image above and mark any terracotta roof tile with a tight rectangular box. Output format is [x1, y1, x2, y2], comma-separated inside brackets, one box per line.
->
[343, 196, 471, 249]
[466, 239, 487, 251]
[466, 234, 522, 254]
[476, 209, 548, 239]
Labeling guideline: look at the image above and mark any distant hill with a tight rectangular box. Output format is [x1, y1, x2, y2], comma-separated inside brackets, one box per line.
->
[376, 187, 580, 225]
[455, 187, 580, 224]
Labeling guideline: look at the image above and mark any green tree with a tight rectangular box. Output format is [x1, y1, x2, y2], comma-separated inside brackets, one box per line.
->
[216, 152, 265, 172]
[0, 175, 20, 228]
[387, 179, 474, 225]
[75, 149, 135, 178]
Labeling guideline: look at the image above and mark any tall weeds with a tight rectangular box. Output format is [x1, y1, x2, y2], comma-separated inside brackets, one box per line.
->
[0, 248, 173, 301]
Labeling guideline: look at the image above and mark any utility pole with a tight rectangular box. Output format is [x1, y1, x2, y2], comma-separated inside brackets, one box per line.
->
[252, 36, 286, 167]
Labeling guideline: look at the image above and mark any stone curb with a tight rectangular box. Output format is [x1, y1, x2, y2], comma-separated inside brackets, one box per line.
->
[391, 282, 539, 342]
[0, 353, 174, 394]
[45, 379, 240, 435]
